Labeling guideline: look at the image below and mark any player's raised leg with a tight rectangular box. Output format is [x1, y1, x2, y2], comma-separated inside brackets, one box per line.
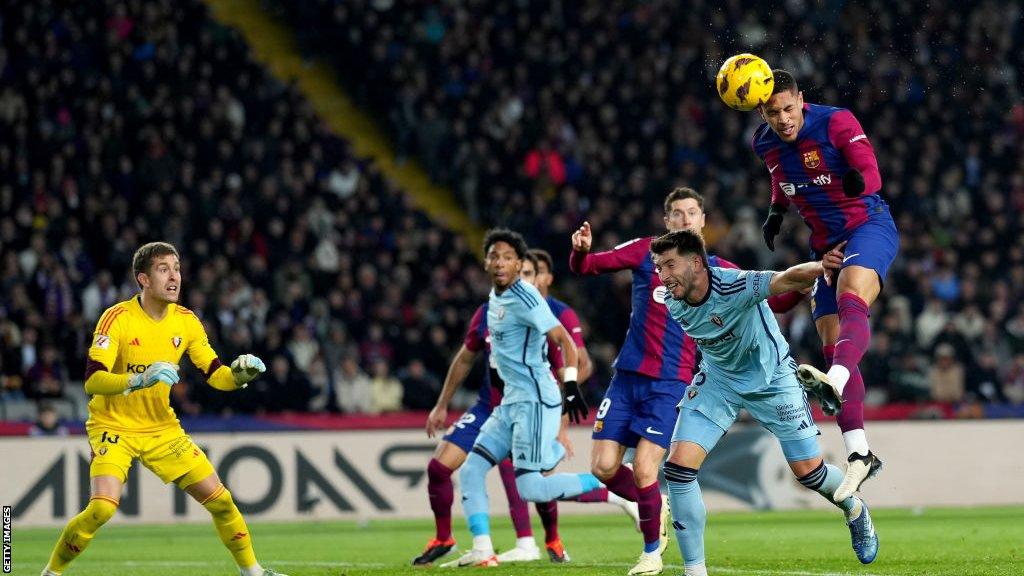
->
[42, 475, 123, 576]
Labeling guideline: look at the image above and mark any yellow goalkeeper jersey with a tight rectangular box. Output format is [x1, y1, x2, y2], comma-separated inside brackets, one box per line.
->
[85, 296, 232, 434]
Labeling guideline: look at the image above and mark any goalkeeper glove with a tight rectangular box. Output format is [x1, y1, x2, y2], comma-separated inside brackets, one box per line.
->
[842, 169, 866, 198]
[562, 379, 589, 424]
[762, 203, 786, 251]
[231, 354, 266, 388]
[125, 362, 179, 395]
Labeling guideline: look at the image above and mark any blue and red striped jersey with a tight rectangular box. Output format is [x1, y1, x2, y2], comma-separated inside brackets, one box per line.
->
[753, 102, 891, 253]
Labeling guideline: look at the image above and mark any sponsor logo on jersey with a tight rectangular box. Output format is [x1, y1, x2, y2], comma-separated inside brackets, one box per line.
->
[802, 149, 820, 169]
[812, 174, 832, 186]
[129, 338, 141, 346]
[711, 314, 724, 327]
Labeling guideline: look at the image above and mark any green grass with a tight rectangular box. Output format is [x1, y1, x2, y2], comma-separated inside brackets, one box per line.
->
[11, 507, 1023, 575]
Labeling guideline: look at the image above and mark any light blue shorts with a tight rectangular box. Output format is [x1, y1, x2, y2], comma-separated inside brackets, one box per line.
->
[474, 401, 565, 471]
[672, 369, 820, 461]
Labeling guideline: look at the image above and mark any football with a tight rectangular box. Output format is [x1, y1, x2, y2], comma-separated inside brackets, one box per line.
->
[716, 53, 775, 111]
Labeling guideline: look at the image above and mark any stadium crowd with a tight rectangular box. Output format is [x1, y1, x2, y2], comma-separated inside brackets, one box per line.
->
[0, 0, 489, 418]
[277, 0, 1024, 410]
[1, 0, 1023, 422]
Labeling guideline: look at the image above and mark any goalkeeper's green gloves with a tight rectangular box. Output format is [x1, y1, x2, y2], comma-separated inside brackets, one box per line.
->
[125, 362, 179, 395]
[231, 354, 266, 388]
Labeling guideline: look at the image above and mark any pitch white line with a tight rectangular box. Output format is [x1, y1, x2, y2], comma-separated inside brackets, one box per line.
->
[109, 559, 885, 575]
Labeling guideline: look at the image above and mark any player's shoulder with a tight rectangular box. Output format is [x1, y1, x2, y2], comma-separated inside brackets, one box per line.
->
[506, 279, 544, 308]
[174, 304, 196, 317]
[94, 299, 133, 333]
[752, 121, 775, 151]
[545, 295, 568, 314]
[710, 266, 744, 282]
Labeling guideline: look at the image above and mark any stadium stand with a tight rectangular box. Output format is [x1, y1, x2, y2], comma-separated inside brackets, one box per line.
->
[0, 0, 488, 423]
[2, 0, 1023, 429]
[274, 0, 1024, 412]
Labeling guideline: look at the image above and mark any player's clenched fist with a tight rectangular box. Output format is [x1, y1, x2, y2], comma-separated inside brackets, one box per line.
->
[230, 354, 266, 388]
[125, 362, 179, 395]
[571, 221, 592, 253]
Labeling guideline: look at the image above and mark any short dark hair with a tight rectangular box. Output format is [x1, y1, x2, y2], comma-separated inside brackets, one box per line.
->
[664, 187, 704, 214]
[650, 230, 708, 268]
[483, 228, 529, 260]
[523, 250, 539, 271]
[529, 249, 553, 273]
[132, 242, 180, 288]
[771, 69, 798, 96]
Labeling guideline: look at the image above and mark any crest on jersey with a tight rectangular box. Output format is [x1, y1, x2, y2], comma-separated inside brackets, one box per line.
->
[688, 388, 698, 400]
[495, 305, 505, 320]
[172, 336, 182, 349]
[802, 149, 820, 169]
[711, 314, 724, 327]
[652, 286, 668, 305]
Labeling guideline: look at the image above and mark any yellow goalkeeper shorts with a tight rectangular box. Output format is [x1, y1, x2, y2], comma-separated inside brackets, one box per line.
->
[88, 426, 213, 486]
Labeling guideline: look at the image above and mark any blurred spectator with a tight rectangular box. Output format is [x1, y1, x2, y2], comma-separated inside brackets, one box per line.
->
[29, 403, 69, 437]
[24, 344, 66, 400]
[369, 359, 404, 414]
[398, 359, 441, 410]
[336, 357, 373, 414]
[929, 344, 966, 403]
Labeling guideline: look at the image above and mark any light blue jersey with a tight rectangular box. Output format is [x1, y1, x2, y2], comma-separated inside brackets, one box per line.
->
[487, 279, 562, 407]
[664, 267, 793, 393]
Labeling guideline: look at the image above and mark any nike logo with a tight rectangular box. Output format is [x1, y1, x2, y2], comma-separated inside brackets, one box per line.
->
[645, 427, 663, 435]
[767, 164, 780, 173]
[836, 339, 851, 346]
[842, 253, 860, 263]
[566, 395, 576, 402]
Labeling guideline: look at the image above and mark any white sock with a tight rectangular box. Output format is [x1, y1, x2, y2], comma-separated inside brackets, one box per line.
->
[473, 535, 494, 554]
[608, 491, 626, 505]
[842, 429, 870, 457]
[684, 561, 709, 576]
[515, 536, 538, 550]
[239, 564, 263, 576]
[826, 364, 851, 395]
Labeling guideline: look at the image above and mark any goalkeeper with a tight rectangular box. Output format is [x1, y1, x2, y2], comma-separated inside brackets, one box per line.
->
[41, 242, 285, 576]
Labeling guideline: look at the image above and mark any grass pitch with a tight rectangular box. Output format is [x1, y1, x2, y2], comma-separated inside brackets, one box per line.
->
[10, 506, 1022, 575]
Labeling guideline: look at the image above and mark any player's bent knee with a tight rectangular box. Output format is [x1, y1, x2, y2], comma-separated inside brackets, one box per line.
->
[460, 451, 493, 485]
[200, 484, 236, 516]
[87, 496, 119, 525]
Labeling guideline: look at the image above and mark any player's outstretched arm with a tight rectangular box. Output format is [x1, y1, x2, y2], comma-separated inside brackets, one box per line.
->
[569, 221, 647, 274]
[769, 261, 827, 295]
[427, 344, 479, 438]
[768, 242, 846, 295]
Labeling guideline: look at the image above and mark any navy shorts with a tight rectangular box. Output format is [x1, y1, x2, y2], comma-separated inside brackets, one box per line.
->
[811, 214, 899, 321]
[442, 400, 493, 453]
[591, 370, 686, 449]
